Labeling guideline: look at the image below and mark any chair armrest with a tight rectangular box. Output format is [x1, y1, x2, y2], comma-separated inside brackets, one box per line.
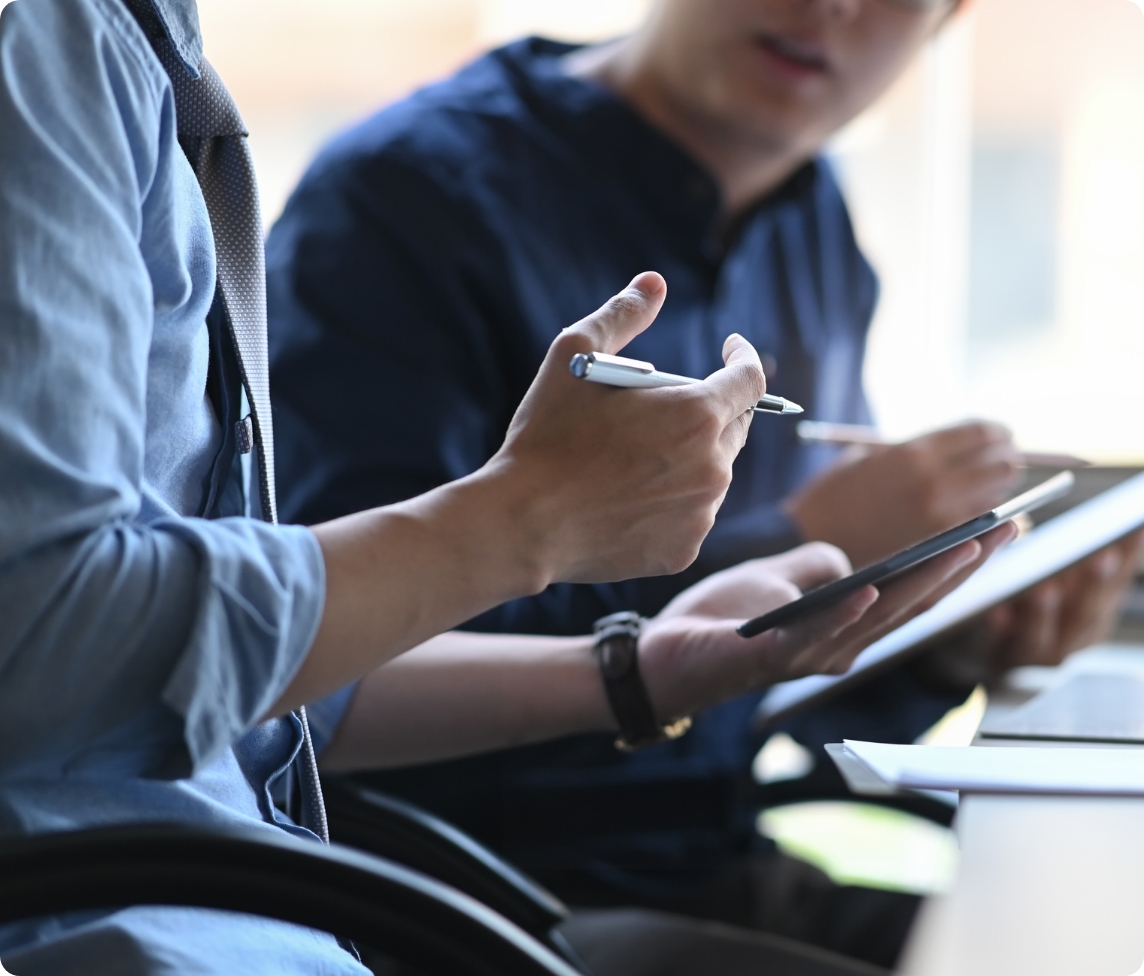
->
[323, 776, 569, 937]
[0, 823, 580, 976]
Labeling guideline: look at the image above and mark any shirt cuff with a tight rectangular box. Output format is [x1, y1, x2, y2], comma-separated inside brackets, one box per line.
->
[159, 519, 327, 772]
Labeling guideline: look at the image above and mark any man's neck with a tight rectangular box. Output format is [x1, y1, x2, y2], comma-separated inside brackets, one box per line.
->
[565, 39, 811, 222]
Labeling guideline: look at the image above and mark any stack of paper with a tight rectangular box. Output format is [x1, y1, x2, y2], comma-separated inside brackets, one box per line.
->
[829, 740, 1144, 796]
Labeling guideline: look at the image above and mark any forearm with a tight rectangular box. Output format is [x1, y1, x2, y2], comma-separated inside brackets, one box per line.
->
[461, 508, 806, 637]
[274, 462, 553, 714]
[318, 631, 612, 771]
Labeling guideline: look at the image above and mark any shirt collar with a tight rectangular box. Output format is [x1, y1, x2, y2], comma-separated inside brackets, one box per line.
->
[136, 0, 203, 78]
[500, 38, 819, 263]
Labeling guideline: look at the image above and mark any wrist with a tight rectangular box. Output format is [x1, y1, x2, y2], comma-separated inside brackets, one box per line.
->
[593, 612, 693, 750]
[415, 462, 558, 602]
[469, 455, 571, 593]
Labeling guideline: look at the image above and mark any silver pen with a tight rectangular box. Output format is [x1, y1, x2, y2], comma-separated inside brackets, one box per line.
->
[796, 420, 1091, 468]
[569, 352, 804, 415]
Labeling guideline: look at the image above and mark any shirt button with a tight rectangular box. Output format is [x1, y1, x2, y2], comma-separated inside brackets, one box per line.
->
[761, 354, 778, 380]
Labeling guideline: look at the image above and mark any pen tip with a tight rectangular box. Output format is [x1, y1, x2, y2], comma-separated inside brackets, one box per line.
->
[785, 401, 804, 415]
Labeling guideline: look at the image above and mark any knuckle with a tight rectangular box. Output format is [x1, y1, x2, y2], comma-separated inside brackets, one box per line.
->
[604, 290, 648, 321]
[682, 395, 724, 441]
[774, 580, 802, 604]
[664, 524, 709, 575]
[551, 328, 592, 359]
[726, 413, 753, 451]
[694, 459, 732, 505]
[974, 420, 1011, 446]
[807, 541, 851, 575]
[899, 440, 931, 472]
[733, 361, 767, 403]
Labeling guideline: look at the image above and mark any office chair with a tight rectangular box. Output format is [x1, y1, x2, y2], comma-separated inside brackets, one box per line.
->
[321, 776, 590, 970]
[0, 821, 583, 976]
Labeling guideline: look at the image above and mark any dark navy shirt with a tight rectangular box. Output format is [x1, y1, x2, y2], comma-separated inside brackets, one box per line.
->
[266, 38, 959, 894]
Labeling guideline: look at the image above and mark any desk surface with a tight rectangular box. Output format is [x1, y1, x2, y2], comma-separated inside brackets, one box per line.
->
[901, 794, 1144, 976]
[901, 644, 1144, 976]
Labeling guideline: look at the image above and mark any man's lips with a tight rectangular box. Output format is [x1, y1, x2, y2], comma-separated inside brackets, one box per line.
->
[754, 33, 831, 75]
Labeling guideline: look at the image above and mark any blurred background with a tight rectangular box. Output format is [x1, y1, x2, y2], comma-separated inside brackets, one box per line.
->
[189, 0, 1144, 466]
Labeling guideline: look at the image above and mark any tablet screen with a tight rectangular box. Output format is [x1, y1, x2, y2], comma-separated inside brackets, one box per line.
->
[737, 472, 1075, 639]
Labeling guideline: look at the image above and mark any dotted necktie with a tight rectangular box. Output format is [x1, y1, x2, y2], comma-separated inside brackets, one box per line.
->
[123, 1, 330, 845]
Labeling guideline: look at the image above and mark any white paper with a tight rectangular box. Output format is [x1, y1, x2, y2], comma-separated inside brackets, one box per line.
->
[758, 471, 1144, 724]
[839, 740, 1144, 795]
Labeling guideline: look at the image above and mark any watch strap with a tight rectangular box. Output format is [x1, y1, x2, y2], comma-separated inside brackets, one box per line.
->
[592, 612, 692, 751]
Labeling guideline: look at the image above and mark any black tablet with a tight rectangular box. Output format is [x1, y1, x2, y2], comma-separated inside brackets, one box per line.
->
[737, 472, 1076, 639]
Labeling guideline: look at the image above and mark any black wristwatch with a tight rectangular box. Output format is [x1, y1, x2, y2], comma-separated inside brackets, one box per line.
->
[592, 611, 692, 751]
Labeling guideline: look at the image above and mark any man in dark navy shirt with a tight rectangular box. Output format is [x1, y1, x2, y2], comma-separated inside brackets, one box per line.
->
[266, 0, 1140, 967]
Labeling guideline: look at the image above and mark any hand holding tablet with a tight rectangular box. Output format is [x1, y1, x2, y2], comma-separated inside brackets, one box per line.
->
[635, 523, 1018, 725]
[756, 469, 1144, 725]
[738, 472, 1076, 639]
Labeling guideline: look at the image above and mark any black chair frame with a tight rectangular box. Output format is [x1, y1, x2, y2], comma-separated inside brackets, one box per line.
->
[0, 822, 581, 976]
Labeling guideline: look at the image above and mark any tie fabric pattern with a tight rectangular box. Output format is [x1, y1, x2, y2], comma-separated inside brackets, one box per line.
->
[159, 52, 278, 525]
[122, 0, 330, 845]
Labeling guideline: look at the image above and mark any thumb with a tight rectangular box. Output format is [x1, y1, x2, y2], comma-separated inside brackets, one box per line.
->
[702, 333, 767, 425]
[763, 542, 853, 593]
[721, 333, 766, 381]
[559, 272, 667, 355]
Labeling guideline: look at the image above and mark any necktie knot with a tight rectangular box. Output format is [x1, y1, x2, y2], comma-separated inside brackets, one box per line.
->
[155, 47, 248, 140]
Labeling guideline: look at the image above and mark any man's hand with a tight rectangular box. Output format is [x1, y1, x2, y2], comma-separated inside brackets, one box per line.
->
[975, 530, 1144, 673]
[490, 271, 766, 585]
[635, 524, 1017, 723]
[784, 421, 1023, 568]
[319, 526, 1017, 772]
[287, 272, 766, 714]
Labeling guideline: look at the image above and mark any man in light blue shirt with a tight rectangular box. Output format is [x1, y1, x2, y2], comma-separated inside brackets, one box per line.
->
[0, 0, 1007, 972]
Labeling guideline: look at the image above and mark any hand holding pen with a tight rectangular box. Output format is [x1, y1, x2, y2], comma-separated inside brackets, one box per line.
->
[796, 420, 1089, 469]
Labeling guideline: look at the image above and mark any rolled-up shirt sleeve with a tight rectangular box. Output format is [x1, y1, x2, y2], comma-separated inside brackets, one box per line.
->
[0, 0, 324, 776]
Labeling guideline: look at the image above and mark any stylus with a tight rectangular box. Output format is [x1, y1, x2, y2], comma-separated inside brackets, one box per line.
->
[569, 352, 803, 416]
[796, 420, 1090, 469]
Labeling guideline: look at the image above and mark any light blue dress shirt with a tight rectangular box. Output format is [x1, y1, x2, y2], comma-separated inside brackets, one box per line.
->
[0, 0, 365, 971]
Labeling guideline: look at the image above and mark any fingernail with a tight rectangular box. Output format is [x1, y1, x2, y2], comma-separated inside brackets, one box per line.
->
[626, 272, 665, 295]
